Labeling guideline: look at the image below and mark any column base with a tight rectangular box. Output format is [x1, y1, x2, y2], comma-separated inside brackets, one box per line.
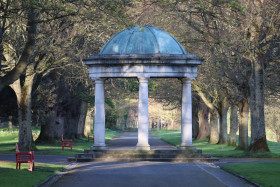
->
[91, 144, 106, 150]
[136, 144, 150, 150]
[178, 145, 197, 152]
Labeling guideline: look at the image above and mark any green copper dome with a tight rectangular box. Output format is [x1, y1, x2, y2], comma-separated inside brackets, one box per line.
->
[99, 25, 187, 55]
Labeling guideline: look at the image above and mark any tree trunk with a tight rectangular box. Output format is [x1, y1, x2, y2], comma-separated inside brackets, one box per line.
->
[63, 109, 81, 139]
[36, 73, 62, 143]
[192, 117, 199, 138]
[236, 98, 249, 150]
[249, 57, 270, 152]
[116, 106, 124, 129]
[8, 116, 13, 131]
[277, 135, 280, 143]
[192, 98, 199, 139]
[196, 102, 209, 140]
[18, 71, 35, 151]
[194, 85, 221, 143]
[157, 119, 160, 131]
[218, 98, 229, 144]
[122, 114, 127, 131]
[37, 74, 82, 141]
[76, 101, 88, 138]
[10, 79, 21, 124]
[169, 119, 174, 130]
[37, 108, 62, 143]
[126, 106, 134, 129]
[209, 111, 219, 143]
[84, 106, 94, 136]
[228, 106, 238, 146]
[38, 98, 82, 141]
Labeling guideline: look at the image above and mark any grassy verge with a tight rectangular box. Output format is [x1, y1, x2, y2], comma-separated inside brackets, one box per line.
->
[152, 129, 280, 158]
[0, 127, 119, 156]
[221, 162, 280, 187]
[0, 162, 65, 187]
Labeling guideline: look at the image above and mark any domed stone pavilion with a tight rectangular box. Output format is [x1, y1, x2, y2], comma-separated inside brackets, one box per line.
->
[84, 25, 203, 150]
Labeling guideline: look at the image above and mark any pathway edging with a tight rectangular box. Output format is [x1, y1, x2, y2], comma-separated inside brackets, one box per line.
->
[220, 168, 261, 187]
[35, 162, 79, 187]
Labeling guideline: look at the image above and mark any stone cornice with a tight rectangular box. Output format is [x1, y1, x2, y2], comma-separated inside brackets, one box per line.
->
[84, 54, 203, 66]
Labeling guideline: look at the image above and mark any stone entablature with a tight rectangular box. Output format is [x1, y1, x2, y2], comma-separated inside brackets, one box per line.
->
[84, 54, 201, 79]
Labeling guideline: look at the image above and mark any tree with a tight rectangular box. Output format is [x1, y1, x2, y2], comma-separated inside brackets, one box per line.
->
[1, 0, 134, 150]
[35, 72, 88, 141]
[0, 0, 38, 94]
[34, 0, 135, 141]
[209, 110, 219, 143]
[1, 0, 40, 151]
[228, 105, 238, 146]
[265, 102, 280, 143]
[162, 0, 280, 152]
[243, 0, 279, 152]
[193, 81, 229, 144]
[196, 97, 209, 140]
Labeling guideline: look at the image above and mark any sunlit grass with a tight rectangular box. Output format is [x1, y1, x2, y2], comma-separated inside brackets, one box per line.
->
[0, 162, 65, 187]
[152, 129, 280, 158]
[0, 127, 119, 156]
[221, 162, 280, 187]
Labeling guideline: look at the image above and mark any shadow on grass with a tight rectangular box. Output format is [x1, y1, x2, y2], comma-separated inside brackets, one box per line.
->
[0, 162, 65, 187]
[152, 129, 280, 158]
[221, 162, 280, 187]
[0, 128, 119, 156]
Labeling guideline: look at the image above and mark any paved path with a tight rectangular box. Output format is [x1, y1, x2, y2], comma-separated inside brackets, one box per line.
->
[52, 161, 252, 187]
[50, 132, 254, 187]
[107, 131, 177, 150]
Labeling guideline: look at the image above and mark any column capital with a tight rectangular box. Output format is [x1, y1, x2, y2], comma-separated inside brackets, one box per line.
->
[137, 76, 150, 83]
[93, 77, 106, 84]
[179, 77, 193, 84]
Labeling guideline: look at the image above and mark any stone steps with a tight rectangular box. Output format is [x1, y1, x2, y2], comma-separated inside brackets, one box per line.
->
[75, 153, 211, 159]
[83, 149, 202, 154]
[68, 149, 219, 163]
[68, 157, 218, 163]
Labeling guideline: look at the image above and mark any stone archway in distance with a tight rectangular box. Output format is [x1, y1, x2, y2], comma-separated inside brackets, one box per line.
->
[84, 25, 202, 150]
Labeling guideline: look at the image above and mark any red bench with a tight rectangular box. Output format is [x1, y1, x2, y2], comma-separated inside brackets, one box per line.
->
[15, 143, 35, 171]
[62, 135, 72, 151]
[88, 135, 94, 142]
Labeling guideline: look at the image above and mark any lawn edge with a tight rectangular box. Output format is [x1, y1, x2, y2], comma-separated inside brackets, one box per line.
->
[34, 162, 78, 187]
[220, 167, 261, 187]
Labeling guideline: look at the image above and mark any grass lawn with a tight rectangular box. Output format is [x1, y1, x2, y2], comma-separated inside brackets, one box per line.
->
[152, 129, 280, 158]
[0, 127, 119, 156]
[0, 127, 119, 186]
[221, 162, 280, 187]
[0, 162, 65, 187]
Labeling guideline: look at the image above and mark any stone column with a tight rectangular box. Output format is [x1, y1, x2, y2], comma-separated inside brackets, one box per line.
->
[136, 77, 150, 150]
[180, 78, 196, 151]
[92, 78, 106, 149]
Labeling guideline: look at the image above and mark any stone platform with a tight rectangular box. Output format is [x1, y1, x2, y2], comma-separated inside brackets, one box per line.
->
[68, 132, 218, 163]
[68, 149, 218, 163]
